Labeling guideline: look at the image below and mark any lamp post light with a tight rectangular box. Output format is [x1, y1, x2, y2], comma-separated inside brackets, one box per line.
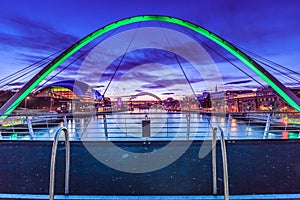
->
[25, 97, 30, 109]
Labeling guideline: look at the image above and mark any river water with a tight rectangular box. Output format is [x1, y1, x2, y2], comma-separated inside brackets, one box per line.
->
[53, 110, 299, 140]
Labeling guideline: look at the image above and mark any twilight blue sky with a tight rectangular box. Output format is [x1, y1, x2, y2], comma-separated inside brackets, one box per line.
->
[0, 0, 300, 94]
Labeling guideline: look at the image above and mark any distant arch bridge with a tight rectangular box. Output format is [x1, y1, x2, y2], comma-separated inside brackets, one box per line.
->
[129, 92, 162, 103]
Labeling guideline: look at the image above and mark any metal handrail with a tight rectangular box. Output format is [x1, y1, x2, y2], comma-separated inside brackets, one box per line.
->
[49, 127, 70, 200]
[1, 111, 299, 140]
[212, 126, 229, 200]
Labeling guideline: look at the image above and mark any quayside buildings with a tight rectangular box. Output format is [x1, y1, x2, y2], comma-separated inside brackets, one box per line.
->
[209, 87, 300, 112]
[1, 79, 300, 113]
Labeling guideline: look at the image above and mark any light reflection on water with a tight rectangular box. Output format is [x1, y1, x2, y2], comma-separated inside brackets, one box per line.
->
[5, 110, 300, 140]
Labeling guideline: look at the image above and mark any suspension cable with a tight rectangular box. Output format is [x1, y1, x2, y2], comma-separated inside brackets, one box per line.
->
[0, 48, 65, 85]
[0, 59, 50, 89]
[184, 29, 267, 89]
[193, 31, 300, 111]
[234, 44, 300, 77]
[0, 60, 55, 99]
[232, 44, 300, 90]
[0, 48, 69, 100]
[0, 65, 39, 86]
[249, 55, 300, 84]
[35, 27, 122, 93]
[158, 22, 202, 108]
[182, 29, 288, 111]
[102, 22, 141, 97]
[204, 42, 266, 88]
[254, 58, 300, 84]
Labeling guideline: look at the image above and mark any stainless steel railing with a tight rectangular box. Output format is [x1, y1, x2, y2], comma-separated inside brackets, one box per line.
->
[0, 111, 299, 140]
[49, 127, 70, 200]
[212, 126, 229, 200]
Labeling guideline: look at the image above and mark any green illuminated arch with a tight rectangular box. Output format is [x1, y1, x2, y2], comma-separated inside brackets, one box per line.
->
[1, 15, 299, 118]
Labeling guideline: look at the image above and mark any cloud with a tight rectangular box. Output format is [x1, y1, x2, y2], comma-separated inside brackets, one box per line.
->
[0, 15, 78, 51]
[6, 81, 25, 87]
[0, 15, 79, 73]
[224, 80, 252, 85]
[95, 85, 106, 88]
[161, 92, 174, 95]
[142, 84, 164, 89]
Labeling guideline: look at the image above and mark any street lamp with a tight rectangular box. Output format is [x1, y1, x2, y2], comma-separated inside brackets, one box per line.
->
[25, 97, 30, 109]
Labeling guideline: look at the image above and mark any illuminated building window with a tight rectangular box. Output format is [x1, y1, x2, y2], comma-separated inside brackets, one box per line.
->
[51, 87, 76, 99]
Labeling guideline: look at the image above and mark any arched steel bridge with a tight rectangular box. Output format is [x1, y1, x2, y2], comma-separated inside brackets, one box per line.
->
[129, 92, 162, 102]
[1, 15, 300, 119]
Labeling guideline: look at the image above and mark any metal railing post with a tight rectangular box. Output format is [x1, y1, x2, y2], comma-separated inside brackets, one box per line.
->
[186, 113, 191, 139]
[125, 118, 128, 137]
[63, 115, 68, 127]
[263, 114, 271, 139]
[227, 114, 232, 140]
[219, 128, 229, 200]
[26, 116, 34, 139]
[212, 127, 217, 195]
[212, 126, 229, 200]
[207, 117, 211, 136]
[246, 118, 251, 136]
[49, 127, 70, 200]
[167, 117, 169, 137]
[103, 114, 108, 138]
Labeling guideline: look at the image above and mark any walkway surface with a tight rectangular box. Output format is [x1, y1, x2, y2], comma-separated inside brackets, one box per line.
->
[0, 139, 299, 196]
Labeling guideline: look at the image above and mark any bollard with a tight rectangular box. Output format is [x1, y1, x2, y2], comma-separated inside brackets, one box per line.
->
[142, 115, 151, 137]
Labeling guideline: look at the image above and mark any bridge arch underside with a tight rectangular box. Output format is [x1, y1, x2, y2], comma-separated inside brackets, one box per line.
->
[1, 15, 299, 118]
